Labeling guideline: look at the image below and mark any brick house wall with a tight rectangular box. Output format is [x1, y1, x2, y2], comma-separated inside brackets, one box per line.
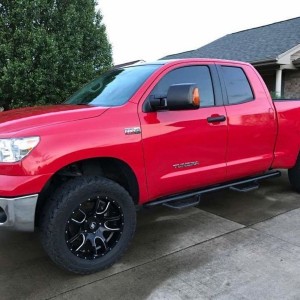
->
[283, 70, 300, 99]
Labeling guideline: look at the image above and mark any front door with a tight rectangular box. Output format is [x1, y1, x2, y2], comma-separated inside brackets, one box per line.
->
[138, 64, 228, 200]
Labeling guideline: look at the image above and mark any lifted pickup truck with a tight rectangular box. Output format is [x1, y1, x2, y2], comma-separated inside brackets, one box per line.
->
[1, 58, 300, 274]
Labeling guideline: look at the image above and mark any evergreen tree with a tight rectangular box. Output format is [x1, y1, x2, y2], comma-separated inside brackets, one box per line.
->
[0, 0, 112, 109]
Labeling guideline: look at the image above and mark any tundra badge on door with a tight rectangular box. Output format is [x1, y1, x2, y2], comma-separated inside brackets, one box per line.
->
[173, 161, 199, 169]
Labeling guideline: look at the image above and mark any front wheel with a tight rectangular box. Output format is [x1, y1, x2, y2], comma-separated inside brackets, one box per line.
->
[40, 176, 136, 274]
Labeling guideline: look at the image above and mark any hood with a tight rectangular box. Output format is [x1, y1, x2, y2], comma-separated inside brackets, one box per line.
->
[0, 105, 109, 135]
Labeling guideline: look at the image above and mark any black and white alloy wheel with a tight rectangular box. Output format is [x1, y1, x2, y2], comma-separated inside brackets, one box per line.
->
[40, 176, 136, 274]
[65, 196, 124, 260]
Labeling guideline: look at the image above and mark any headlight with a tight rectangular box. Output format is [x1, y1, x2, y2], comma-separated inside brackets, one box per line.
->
[0, 137, 40, 162]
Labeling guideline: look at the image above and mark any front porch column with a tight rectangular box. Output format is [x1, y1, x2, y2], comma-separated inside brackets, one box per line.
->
[275, 69, 282, 97]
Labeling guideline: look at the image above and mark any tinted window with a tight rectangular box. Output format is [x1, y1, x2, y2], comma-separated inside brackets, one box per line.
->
[150, 66, 215, 107]
[65, 64, 160, 107]
[222, 66, 254, 104]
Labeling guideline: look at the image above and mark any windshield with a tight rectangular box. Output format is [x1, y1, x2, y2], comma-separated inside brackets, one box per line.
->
[65, 64, 160, 106]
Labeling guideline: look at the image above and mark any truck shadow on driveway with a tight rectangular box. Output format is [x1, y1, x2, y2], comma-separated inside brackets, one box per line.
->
[198, 170, 300, 226]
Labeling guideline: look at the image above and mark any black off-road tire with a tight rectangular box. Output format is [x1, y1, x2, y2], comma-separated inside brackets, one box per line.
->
[288, 155, 300, 192]
[39, 176, 136, 274]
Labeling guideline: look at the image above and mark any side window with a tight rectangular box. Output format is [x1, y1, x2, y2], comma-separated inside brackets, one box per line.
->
[150, 66, 215, 107]
[221, 66, 254, 104]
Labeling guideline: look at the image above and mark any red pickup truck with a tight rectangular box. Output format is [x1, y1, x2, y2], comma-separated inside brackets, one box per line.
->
[0, 58, 300, 274]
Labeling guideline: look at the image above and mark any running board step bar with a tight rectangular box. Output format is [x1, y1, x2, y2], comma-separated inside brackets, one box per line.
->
[144, 171, 281, 208]
[163, 196, 200, 209]
[230, 182, 259, 192]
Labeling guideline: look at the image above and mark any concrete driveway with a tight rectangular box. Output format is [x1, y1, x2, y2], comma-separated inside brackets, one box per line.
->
[1, 171, 300, 299]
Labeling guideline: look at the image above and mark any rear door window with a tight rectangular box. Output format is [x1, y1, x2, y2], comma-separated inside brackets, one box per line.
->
[221, 66, 254, 104]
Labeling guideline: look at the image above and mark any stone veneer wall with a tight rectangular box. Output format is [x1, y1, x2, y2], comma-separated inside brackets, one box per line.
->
[284, 70, 300, 99]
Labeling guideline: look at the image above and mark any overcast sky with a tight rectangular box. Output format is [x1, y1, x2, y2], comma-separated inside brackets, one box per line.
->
[98, 0, 299, 65]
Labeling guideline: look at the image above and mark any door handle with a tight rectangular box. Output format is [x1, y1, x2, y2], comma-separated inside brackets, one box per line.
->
[207, 115, 226, 123]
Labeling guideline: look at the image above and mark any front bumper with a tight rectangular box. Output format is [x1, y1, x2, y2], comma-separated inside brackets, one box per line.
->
[0, 194, 38, 232]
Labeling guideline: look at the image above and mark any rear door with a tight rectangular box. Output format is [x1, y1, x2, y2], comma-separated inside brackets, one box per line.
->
[138, 63, 228, 200]
[217, 63, 277, 180]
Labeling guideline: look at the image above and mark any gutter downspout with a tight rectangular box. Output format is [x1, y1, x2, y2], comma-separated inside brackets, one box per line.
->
[275, 69, 282, 97]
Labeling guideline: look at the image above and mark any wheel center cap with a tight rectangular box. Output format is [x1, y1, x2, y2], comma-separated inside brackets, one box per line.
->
[89, 222, 97, 230]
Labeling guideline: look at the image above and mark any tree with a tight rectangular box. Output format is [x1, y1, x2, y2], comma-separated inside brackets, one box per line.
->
[0, 0, 112, 109]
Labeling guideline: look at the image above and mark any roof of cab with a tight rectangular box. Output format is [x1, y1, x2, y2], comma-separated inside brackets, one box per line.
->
[135, 58, 251, 67]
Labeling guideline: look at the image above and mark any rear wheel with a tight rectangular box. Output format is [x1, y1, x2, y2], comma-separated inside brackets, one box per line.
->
[40, 176, 136, 274]
[288, 155, 300, 192]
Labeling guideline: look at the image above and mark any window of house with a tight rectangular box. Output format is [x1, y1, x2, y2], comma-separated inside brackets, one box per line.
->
[221, 66, 254, 104]
[149, 66, 215, 107]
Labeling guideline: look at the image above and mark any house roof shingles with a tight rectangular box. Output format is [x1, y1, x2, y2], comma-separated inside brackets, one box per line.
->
[162, 17, 300, 64]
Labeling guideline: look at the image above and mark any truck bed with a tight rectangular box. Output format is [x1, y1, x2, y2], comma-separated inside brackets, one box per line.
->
[273, 100, 300, 168]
